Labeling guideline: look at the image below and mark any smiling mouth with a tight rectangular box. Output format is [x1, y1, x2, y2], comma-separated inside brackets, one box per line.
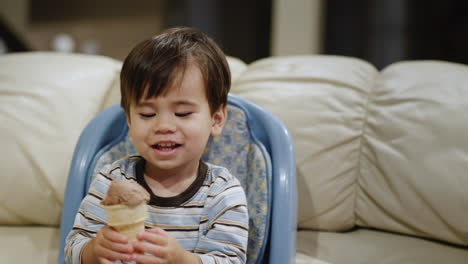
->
[151, 142, 181, 151]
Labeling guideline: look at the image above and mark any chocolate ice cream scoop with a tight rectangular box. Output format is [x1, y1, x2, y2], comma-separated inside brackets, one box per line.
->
[101, 180, 150, 207]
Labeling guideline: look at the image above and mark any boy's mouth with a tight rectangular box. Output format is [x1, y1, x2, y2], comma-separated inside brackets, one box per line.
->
[151, 142, 181, 151]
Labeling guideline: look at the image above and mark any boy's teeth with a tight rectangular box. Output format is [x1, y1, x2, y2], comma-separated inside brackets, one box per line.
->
[158, 143, 175, 147]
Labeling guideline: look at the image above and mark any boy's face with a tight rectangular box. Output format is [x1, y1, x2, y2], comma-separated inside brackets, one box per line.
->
[127, 64, 226, 177]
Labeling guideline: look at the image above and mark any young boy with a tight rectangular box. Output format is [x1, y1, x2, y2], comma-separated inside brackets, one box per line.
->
[65, 27, 249, 264]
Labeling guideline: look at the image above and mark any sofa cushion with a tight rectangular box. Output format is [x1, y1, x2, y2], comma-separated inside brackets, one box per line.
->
[357, 61, 468, 246]
[296, 229, 468, 264]
[0, 226, 60, 263]
[0, 52, 122, 225]
[232, 56, 377, 231]
[295, 252, 332, 264]
[226, 56, 248, 81]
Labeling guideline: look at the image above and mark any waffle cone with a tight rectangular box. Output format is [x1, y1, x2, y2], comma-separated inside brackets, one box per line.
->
[103, 203, 147, 243]
[113, 221, 145, 243]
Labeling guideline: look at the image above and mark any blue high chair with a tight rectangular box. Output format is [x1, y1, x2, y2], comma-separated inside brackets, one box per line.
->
[59, 94, 297, 264]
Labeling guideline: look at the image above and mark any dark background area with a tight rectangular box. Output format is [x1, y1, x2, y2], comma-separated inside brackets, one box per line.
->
[325, 0, 468, 69]
[1, 0, 468, 68]
[164, 0, 272, 63]
[0, 0, 272, 63]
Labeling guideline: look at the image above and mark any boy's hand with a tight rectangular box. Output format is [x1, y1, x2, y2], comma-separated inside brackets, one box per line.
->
[132, 228, 200, 264]
[84, 226, 134, 264]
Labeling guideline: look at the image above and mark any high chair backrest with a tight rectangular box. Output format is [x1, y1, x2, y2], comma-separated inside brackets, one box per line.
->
[59, 94, 296, 264]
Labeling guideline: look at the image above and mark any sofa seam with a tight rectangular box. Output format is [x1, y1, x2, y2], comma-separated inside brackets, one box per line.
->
[353, 72, 377, 227]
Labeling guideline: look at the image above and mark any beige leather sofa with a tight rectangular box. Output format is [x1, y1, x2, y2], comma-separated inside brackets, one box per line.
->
[231, 56, 468, 264]
[0, 52, 122, 263]
[1, 52, 467, 263]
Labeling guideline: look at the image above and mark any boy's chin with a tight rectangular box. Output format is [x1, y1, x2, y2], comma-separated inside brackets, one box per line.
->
[144, 158, 198, 172]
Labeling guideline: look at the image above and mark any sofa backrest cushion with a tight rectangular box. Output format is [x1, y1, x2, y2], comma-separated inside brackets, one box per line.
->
[0, 52, 122, 226]
[233, 56, 468, 246]
[232, 56, 378, 231]
[357, 61, 468, 246]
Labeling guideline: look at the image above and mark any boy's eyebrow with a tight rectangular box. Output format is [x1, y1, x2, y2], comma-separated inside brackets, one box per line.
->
[135, 101, 154, 107]
[135, 99, 198, 107]
[173, 99, 198, 107]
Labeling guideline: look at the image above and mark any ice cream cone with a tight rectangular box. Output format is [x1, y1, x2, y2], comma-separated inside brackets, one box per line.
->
[103, 202, 147, 243]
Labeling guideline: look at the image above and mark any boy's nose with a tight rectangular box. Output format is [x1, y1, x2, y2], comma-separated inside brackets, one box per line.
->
[154, 115, 176, 134]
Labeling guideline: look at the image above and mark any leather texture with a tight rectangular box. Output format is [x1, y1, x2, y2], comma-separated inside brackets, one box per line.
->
[0, 226, 60, 264]
[0, 52, 122, 226]
[296, 229, 468, 264]
[233, 56, 378, 231]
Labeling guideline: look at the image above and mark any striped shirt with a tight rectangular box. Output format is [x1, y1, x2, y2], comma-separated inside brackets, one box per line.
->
[65, 156, 249, 264]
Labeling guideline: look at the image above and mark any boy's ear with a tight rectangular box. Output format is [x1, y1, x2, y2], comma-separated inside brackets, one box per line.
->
[211, 106, 227, 137]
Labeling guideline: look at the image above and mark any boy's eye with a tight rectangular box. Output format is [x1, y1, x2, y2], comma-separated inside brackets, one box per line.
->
[175, 112, 192, 117]
[139, 113, 155, 118]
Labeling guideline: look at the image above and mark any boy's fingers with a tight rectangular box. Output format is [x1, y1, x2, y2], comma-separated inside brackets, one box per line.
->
[137, 229, 167, 246]
[97, 257, 115, 264]
[133, 240, 157, 254]
[99, 237, 133, 254]
[96, 244, 132, 262]
[133, 241, 167, 259]
[98, 258, 124, 264]
[132, 253, 163, 264]
[102, 226, 129, 244]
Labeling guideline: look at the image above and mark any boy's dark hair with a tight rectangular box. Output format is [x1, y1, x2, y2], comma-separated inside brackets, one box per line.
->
[120, 27, 231, 116]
